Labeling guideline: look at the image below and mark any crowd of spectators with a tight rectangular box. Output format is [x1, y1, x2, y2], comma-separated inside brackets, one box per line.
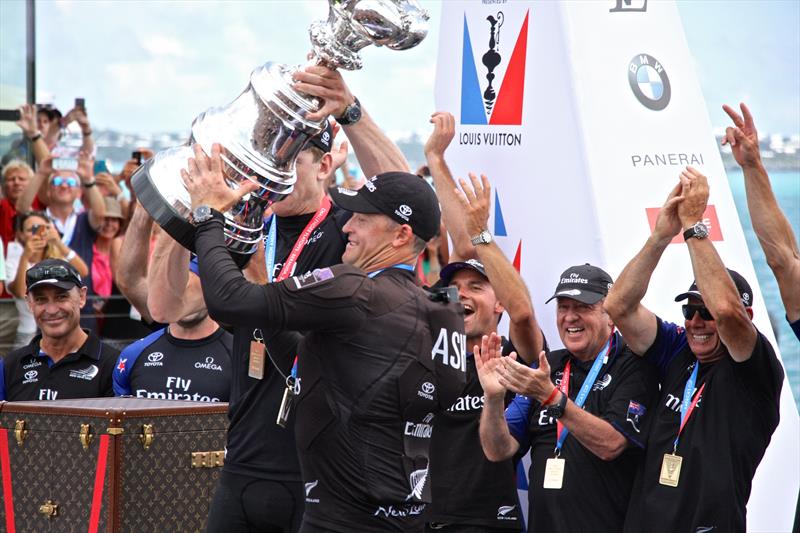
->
[0, 86, 796, 533]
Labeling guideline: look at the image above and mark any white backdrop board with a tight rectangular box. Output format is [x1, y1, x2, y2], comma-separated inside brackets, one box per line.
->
[434, 1, 799, 531]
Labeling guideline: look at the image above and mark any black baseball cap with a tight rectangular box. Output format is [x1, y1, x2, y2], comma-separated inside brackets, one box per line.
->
[440, 259, 487, 285]
[674, 268, 753, 307]
[545, 263, 614, 305]
[329, 171, 441, 241]
[26, 258, 84, 293]
[304, 120, 333, 153]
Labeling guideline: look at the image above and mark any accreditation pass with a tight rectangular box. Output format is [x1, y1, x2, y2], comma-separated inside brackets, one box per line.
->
[543, 458, 565, 489]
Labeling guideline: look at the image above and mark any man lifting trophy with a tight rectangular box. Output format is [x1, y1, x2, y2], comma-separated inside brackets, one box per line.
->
[132, 0, 429, 260]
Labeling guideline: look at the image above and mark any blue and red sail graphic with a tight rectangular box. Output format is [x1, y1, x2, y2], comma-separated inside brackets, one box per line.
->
[460, 11, 529, 125]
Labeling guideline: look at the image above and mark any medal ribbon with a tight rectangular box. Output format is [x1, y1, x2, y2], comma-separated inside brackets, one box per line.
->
[673, 361, 705, 451]
[264, 196, 332, 283]
[554, 334, 613, 454]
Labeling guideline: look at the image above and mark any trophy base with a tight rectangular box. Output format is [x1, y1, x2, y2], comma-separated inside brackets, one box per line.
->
[132, 157, 257, 268]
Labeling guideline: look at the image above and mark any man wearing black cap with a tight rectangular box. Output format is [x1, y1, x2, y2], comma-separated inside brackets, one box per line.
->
[185, 144, 466, 533]
[605, 167, 784, 533]
[143, 65, 414, 533]
[0, 258, 117, 401]
[426, 174, 543, 531]
[477, 262, 658, 533]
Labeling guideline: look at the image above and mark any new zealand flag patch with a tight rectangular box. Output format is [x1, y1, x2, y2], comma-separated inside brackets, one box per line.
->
[626, 400, 646, 433]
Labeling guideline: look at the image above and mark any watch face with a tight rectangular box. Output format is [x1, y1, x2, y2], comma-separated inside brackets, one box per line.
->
[695, 223, 709, 238]
[347, 105, 362, 123]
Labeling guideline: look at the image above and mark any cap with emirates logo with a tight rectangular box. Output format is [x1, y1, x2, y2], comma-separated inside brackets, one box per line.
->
[545, 263, 614, 305]
[329, 172, 441, 241]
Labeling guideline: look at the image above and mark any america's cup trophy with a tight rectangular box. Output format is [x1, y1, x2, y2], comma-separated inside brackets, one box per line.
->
[132, 0, 429, 262]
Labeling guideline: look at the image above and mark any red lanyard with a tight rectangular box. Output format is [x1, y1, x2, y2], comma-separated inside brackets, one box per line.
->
[674, 382, 706, 450]
[555, 359, 572, 442]
[273, 196, 331, 282]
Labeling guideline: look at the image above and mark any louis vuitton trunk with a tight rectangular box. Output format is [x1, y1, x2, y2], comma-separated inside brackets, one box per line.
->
[0, 397, 228, 532]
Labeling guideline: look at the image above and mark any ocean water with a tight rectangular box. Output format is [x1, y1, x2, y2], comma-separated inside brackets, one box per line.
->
[727, 169, 800, 408]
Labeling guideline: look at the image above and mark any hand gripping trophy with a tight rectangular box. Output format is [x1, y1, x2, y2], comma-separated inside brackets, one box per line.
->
[132, 0, 428, 261]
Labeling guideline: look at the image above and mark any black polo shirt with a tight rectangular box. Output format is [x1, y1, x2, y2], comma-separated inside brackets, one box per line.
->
[623, 318, 783, 533]
[505, 332, 659, 533]
[0, 330, 118, 401]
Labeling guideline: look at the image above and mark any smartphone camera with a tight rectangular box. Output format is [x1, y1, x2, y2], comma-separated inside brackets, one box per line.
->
[132, 151, 143, 165]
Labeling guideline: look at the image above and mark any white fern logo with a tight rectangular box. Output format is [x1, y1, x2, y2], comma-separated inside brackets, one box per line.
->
[305, 480, 318, 497]
[498, 505, 516, 516]
[405, 467, 428, 501]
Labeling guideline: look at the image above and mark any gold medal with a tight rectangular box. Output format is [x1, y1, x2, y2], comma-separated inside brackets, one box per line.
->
[659, 453, 683, 487]
[248, 340, 265, 379]
[543, 457, 565, 489]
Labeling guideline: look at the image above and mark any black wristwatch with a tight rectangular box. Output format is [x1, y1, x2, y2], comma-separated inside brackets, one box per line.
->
[335, 96, 362, 126]
[683, 221, 709, 241]
[546, 391, 568, 419]
[191, 205, 214, 225]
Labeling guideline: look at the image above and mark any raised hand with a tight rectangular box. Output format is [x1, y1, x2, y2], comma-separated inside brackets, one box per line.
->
[456, 173, 491, 237]
[721, 103, 760, 168]
[16, 104, 38, 138]
[424, 112, 455, 160]
[76, 150, 95, 184]
[292, 65, 356, 122]
[181, 143, 258, 212]
[498, 351, 556, 404]
[677, 166, 710, 228]
[652, 181, 684, 243]
[474, 333, 508, 400]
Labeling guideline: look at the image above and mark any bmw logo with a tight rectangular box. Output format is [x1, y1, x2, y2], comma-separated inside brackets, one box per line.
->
[628, 54, 671, 111]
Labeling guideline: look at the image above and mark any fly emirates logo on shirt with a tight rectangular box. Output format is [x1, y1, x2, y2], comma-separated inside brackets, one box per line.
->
[448, 393, 485, 412]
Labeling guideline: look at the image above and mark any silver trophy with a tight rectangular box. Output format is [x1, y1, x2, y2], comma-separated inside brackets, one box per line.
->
[132, 0, 429, 260]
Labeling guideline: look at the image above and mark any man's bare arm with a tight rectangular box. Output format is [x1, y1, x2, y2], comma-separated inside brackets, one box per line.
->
[147, 231, 206, 324]
[425, 112, 474, 261]
[605, 182, 685, 355]
[723, 103, 800, 321]
[293, 66, 409, 177]
[115, 203, 154, 323]
[679, 167, 757, 361]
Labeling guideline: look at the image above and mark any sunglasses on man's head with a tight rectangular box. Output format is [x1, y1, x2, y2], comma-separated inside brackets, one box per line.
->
[51, 176, 78, 188]
[682, 304, 714, 321]
[26, 265, 81, 286]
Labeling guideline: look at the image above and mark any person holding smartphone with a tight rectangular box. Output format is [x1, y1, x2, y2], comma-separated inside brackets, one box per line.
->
[5, 211, 87, 349]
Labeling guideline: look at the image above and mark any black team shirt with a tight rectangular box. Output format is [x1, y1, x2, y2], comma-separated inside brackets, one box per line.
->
[224, 208, 349, 481]
[429, 339, 525, 529]
[1, 330, 117, 401]
[112, 326, 233, 402]
[623, 318, 783, 533]
[505, 331, 659, 533]
[195, 212, 467, 533]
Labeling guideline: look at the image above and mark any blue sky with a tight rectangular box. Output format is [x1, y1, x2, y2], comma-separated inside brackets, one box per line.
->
[0, 0, 797, 136]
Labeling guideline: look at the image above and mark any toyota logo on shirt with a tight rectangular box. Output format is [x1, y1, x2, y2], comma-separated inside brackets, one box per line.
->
[23, 370, 39, 384]
[148, 352, 164, 363]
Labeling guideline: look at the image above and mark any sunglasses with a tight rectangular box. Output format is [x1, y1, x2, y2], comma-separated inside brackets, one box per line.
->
[682, 304, 714, 321]
[26, 265, 81, 287]
[51, 176, 79, 188]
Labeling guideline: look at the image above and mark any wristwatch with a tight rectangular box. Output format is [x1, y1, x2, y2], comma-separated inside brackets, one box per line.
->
[82, 180, 96, 188]
[546, 391, 568, 419]
[470, 230, 493, 246]
[335, 96, 362, 126]
[191, 205, 214, 225]
[683, 221, 709, 241]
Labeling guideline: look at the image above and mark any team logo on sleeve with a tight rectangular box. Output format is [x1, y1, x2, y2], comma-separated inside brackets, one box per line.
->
[626, 400, 646, 433]
[117, 358, 128, 373]
[292, 267, 335, 289]
[69, 365, 99, 381]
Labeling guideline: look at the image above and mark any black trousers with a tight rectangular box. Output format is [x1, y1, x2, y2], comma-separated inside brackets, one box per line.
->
[205, 471, 304, 533]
